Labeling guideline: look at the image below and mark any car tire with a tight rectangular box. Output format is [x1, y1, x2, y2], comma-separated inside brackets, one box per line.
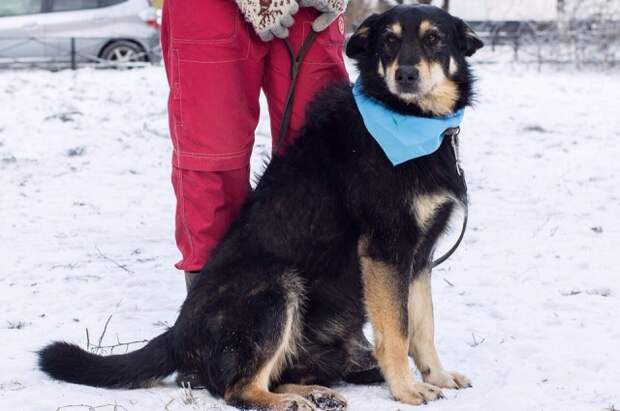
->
[100, 40, 148, 64]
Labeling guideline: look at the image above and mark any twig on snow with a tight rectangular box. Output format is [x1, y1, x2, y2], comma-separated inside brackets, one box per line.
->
[163, 399, 175, 411]
[443, 278, 455, 287]
[56, 403, 128, 411]
[85, 315, 148, 354]
[94, 245, 133, 273]
[95, 339, 149, 354]
[468, 333, 486, 347]
[181, 382, 197, 405]
[7, 320, 28, 330]
[97, 315, 113, 349]
[49, 262, 79, 271]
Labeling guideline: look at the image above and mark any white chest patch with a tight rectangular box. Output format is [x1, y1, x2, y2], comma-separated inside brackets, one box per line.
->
[411, 192, 453, 230]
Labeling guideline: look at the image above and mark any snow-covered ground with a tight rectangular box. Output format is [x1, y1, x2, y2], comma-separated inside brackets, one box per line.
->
[1, 61, 619, 411]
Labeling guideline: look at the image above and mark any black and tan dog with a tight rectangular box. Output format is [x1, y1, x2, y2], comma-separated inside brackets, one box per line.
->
[40, 5, 483, 410]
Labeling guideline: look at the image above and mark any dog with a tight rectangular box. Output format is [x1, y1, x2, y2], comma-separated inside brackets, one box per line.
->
[39, 5, 483, 410]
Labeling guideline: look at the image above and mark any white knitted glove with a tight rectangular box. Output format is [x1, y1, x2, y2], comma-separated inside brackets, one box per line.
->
[299, 0, 348, 32]
[235, 0, 300, 41]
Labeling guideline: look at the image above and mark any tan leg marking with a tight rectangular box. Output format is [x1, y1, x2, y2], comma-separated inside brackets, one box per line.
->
[408, 270, 472, 390]
[358, 238, 443, 405]
[225, 287, 312, 410]
[276, 385, 347, 411]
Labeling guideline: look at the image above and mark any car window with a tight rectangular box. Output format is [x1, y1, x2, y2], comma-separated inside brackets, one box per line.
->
[99, 0, 126, 6]
[51, 0, 99, 12]
[0, 0, 43, 17]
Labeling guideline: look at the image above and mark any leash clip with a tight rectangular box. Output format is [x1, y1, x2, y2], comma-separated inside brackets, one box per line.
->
[447, 127, 463, 176]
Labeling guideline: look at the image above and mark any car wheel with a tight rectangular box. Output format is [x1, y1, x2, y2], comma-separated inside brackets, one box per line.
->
[100, 41, 148, 64]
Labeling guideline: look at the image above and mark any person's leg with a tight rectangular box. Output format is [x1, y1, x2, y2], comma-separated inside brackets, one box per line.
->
[163, 0, 268, 280]
[263, 7, 348, 153]
[171, 169, 250, 273]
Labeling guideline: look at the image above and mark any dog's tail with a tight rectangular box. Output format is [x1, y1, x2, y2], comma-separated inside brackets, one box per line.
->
[38, 330, 176, 388]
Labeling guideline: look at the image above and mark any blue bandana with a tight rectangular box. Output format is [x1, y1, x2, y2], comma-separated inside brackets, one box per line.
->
[353, 79, 465, 166]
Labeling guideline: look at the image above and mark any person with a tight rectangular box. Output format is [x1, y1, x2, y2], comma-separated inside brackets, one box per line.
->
[161, 0, 379, 389]
[161, 0, 350, 291]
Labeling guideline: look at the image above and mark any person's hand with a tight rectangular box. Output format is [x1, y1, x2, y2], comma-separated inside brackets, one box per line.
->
[235, 0, 299, 41]
[299, 0, 348, 32]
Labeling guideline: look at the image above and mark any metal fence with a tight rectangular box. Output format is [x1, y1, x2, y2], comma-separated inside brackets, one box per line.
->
[2, 21, 618, 71]
[469, 19, 620, 67]
[345, 1, 620, 68]
[0, 36, 161, 70]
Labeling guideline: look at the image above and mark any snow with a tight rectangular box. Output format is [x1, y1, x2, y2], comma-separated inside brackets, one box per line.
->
[1, 61, 619, 411]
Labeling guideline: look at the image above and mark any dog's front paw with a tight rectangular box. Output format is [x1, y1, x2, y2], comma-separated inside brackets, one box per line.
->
[423, 370, 472, 390]
[391, 382, 444, 405]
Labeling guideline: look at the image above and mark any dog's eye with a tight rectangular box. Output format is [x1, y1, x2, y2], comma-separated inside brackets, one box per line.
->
[385, 33, 399, 44]
[425, 32, 441, 47]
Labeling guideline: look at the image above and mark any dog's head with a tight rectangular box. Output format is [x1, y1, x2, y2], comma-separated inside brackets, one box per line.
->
[346, 5, 483, 116]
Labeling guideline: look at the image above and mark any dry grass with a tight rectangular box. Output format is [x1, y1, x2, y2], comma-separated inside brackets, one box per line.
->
[56, 404, 128, 411]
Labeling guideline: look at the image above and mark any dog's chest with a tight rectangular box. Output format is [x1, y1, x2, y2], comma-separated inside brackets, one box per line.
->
[409, 192, 455, 231]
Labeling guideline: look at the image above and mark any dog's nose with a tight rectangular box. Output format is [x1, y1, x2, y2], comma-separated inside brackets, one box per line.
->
[395, 66, 419, 89]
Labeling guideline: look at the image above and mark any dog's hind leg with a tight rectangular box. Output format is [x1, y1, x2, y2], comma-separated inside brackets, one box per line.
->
[223, 272, 316, 411]
[275, 385, 347, 411]
[227, 384, 316, 411]
[408, 270, 472, 390]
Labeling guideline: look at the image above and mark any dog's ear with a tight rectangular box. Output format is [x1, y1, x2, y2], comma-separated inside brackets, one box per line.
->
[453, 17, 484, 57]
[346, 13, 381, 59]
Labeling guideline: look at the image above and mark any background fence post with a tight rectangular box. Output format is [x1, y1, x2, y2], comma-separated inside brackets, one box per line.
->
[70, 38, 76, 70]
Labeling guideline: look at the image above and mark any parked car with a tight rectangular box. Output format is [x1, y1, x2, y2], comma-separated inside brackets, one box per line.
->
[0, 0, 161, 68]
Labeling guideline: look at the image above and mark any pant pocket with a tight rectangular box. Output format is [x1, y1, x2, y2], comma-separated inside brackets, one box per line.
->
[169, 43, 256, 171]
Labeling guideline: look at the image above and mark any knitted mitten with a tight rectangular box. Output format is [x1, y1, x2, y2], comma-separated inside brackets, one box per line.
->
[299, 0, 348, 32]
[235, 0, 300, 41]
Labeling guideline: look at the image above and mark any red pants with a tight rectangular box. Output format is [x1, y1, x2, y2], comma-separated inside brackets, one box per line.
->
[162, 0, 348, 271]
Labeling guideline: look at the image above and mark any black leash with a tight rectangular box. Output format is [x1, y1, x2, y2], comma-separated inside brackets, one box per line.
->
[274, 30, 318, 155]
[275, 31, 467, 268]
[432, 204, 468, 268]
[432, 127, 468, 268]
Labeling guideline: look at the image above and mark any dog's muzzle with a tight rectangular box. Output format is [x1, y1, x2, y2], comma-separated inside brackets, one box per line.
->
[395, 65, 419, 93]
